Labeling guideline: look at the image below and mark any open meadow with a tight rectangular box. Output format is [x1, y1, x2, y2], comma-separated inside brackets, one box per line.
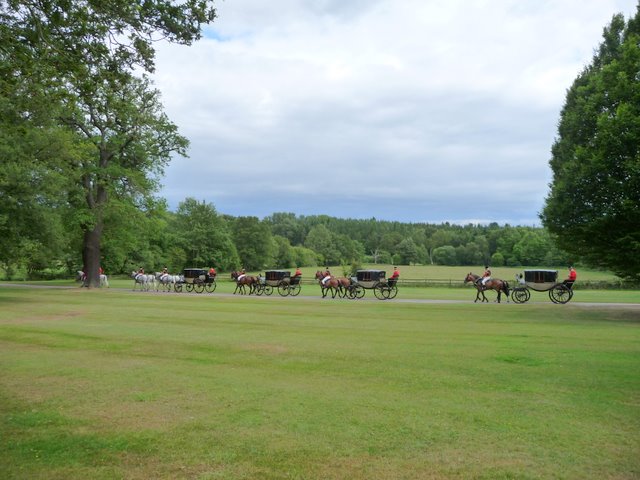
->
[1, 284, 639, 479]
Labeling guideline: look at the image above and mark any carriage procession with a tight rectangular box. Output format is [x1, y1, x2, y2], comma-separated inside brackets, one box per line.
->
[89, 265, 577, 304]
[122, 266, 401, 300]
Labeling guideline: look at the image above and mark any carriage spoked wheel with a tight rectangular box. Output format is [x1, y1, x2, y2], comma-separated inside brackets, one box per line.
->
[174, 283, 183, 293]
[277, 281, 290, 297]
[263, 285, 274, 296]
[289, 283, 301, 296]
[385, 285, 398, 300]
[373, 282, 387, 300]
[549, 284, 572, 304]
[348, 284, 364, 299]
[193, 283, 205, 294]
[511, 287, 530, 304]
[185, 283, 194, 293]
[205, 282, 216, 293]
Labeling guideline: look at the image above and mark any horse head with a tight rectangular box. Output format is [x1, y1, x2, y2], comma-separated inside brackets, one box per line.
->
[464, 273, 477, 284]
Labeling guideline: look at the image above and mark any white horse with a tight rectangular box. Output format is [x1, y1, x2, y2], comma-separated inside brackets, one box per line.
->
[155, 272, 179, 292]
[77, 271, 109, 288]
[131, 271, 155, 291]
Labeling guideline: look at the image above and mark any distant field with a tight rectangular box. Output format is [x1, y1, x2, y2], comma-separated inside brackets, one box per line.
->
[1, 286, 639, 479]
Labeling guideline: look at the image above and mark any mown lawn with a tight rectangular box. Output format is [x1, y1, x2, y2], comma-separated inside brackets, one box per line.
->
[0, 286, 639, 479]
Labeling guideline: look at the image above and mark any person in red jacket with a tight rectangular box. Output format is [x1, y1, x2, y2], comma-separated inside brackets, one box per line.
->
[389, 266, 399, 286]
[564, 266, 577, 288]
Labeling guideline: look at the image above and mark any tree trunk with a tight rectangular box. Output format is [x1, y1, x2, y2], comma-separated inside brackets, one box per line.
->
[82, 224, 103, 288]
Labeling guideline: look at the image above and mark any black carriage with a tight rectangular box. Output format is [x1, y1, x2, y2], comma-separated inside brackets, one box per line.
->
[511, 270, 573, 304]
[256, 270, 302, 297]
[348, 269, 398, 300]
[174, 268, 217, 294]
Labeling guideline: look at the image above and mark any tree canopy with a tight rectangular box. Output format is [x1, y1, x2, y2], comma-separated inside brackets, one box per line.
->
[0, 0, 216, 286]
[541, 5, 640, 280]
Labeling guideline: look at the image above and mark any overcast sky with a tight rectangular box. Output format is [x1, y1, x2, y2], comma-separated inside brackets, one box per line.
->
[151, 0, 638, 225]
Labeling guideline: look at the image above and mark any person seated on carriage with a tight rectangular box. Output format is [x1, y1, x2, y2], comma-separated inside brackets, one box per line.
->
[515, 273, 525, 285]
[293, 267, 302, 278]
[208, 267, 217, 278]
[563, 266, 577, 289]
[479, 266, 491, 287]
[389, 266, 400, 286]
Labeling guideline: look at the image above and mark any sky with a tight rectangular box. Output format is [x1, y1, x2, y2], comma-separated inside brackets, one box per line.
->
[151, 0, 638, 225]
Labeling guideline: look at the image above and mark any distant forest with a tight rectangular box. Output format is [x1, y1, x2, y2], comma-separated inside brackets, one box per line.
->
[2, 195, 574, 279]
[94, 199, 571, 276]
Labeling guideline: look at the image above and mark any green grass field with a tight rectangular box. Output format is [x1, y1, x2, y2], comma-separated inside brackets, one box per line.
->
[1, 286, 639, 479]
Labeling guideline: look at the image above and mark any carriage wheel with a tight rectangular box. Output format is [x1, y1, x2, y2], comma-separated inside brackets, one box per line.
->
[290, 284, 301, 296]
[194, 283, 205, 294]
[346, 285, 358, 299]
[254, 284, 264, 296]
[205, 282, 216, 293]
[354, 285, 365, 299]
[264, 285, 274, 296]
[511, 288, 529, 304]
[186, 283, 194, 293]
[386, 285, 398, 300]
[373, 283, 386, 300]
[549, 284, 571, 304]
[277, 281, 290, 297]
[174, 283, 183, 293]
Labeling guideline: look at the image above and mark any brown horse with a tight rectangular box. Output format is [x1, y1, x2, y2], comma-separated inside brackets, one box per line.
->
[231, 271, 259, 295]
[464, 273, 510, 303]
[315, 270, 342, 298]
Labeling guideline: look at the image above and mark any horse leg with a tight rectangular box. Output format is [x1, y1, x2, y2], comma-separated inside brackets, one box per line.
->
[474, 288, 481, 303]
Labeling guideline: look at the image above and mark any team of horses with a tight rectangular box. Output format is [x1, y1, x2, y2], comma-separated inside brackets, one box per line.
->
[79, 267, 512, 303]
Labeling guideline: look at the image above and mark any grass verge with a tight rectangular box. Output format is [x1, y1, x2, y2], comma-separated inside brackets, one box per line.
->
[1, 287, 639, 479]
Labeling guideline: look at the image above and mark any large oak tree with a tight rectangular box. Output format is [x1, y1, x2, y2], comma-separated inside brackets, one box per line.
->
[541, 5, 640, 280]
[1, 0, 216, 286]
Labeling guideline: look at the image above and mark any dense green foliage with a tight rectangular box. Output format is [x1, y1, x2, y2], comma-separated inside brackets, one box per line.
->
[541, 5, 640, 280]
[0, 199, 573, 278]
[0, 0, 216, 286]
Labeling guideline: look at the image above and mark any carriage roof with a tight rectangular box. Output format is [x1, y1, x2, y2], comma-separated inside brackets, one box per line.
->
[183, 268, 206, 277]
[265, 270, 291, 277]
[356, 270, 386, 281]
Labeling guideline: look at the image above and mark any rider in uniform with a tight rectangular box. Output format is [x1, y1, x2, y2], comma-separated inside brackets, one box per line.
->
[480, 266, 491, 288]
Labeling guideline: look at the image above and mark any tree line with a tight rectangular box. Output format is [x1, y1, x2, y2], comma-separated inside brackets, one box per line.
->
[0, 195, 572, 279]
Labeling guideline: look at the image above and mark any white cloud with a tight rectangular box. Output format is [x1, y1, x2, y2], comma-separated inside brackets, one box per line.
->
[152, 0, 638, 224]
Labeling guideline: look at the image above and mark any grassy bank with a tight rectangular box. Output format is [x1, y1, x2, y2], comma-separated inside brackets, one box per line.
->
[1, 287, 639, 479]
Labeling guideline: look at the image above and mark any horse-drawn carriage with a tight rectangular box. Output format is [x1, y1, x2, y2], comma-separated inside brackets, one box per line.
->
[511, 270, 573, 304]
[175, 268, 217, 293]
[256, 270, 302, 297]
[347, 270, 398, 300]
